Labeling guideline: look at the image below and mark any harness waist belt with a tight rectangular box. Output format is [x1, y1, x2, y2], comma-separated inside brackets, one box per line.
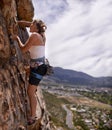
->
[31, 72, 43, 80]
[30, 56, 45, 64]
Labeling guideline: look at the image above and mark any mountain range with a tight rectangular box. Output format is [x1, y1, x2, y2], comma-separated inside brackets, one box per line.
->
[46, 67, 112, 88]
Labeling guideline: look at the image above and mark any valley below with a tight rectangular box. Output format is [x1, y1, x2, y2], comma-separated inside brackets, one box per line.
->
[41, 80, 112, 130]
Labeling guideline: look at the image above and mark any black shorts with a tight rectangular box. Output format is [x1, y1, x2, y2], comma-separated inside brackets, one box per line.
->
[29, 64, 47, 86]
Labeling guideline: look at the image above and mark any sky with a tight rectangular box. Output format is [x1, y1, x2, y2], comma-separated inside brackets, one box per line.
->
[32, 0, 112, 77]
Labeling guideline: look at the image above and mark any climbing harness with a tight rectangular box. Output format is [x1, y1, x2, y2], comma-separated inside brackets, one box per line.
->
[30, 57, 54, 76]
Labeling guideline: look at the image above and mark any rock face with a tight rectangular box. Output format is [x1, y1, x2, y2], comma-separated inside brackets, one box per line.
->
[0, 0, 53, 130]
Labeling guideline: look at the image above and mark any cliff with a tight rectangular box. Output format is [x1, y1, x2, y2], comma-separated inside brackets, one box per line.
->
[0, 0, 55, 130]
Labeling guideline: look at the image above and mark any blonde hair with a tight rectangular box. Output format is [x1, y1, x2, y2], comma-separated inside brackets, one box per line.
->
[33, 19, 47, 34]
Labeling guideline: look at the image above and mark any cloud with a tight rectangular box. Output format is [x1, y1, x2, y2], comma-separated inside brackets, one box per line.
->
[32, 0, 112, 77]
[32, 0, 68, 23]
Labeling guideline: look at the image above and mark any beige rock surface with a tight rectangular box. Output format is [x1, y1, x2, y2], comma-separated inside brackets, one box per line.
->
[0, 0, 55, 130]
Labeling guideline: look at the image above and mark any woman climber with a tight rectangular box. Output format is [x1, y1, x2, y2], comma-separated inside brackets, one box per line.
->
[11, 19, 48, 125]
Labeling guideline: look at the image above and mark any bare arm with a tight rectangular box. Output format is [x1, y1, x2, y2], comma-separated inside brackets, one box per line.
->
[17, 21, 32, 28]
[15, 35, 34, 53]
[11, 33, 43, 53]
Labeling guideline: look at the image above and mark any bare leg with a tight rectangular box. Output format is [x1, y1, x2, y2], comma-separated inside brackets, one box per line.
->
[27, 84, 37, 118]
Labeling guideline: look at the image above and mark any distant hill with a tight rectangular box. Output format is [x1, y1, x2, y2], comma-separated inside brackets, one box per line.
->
[46, 67, 112, 88]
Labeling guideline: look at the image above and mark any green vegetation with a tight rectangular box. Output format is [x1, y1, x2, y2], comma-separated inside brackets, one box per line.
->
[73, 111, 89, 130]
[43, 91, 72, 130]
[42, 87, 112, 130]
[78, 91, 112, 105]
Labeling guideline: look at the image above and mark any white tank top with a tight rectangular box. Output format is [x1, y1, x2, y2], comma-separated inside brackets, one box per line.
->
[29, 46, 45, 59]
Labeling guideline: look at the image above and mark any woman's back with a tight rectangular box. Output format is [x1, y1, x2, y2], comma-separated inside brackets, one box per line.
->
[29, 45, 45, 59]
